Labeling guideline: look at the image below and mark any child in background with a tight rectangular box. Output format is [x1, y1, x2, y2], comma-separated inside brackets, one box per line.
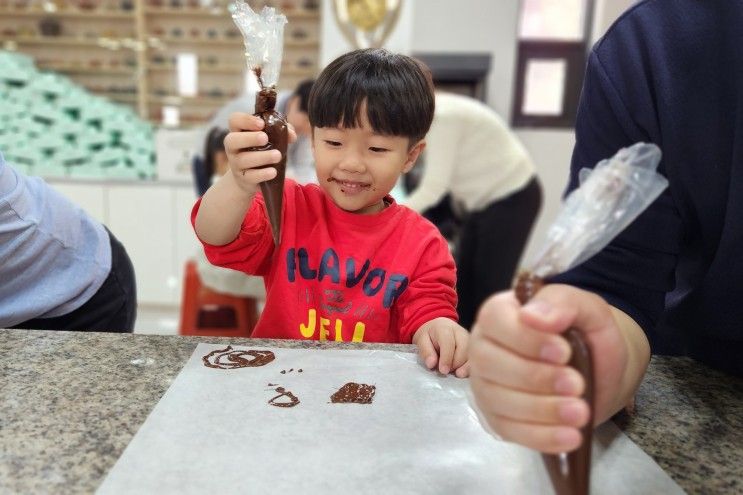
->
[193, 49, 469, 377]
[203, 127, 230, 182]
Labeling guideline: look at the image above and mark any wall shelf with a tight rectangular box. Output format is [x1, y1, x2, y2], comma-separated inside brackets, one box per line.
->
[0, 8, 135, 19]
[0, 0, 321, 125]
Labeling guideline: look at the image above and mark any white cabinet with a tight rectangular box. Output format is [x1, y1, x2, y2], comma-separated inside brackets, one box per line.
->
[48, 178, 198, 306]
[52, 183, 107, 225]
[108, 184, 177, 305]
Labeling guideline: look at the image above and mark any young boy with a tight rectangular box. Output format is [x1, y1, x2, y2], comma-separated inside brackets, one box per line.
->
[193, 49, 468, 377]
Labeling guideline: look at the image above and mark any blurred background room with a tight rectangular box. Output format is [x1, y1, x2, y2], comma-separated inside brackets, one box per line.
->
[0, 0, 636, 335]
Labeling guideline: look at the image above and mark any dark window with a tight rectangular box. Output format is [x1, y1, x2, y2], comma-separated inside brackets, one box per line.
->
[511, 0, 595, 128]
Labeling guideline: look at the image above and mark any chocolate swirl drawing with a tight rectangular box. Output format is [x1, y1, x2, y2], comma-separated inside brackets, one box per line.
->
[202, 346, 276, 369]
[268, 386, 300, 408]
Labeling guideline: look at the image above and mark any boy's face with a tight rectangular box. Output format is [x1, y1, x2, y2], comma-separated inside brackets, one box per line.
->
[312, 108, 425, 215]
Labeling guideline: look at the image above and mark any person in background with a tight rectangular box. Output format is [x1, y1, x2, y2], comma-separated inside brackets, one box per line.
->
[405, 91, 542, 330]
[206, 79, 316, 185]
[469, 0, 743, 456]
[193, 49, 469, 377]
[0, 151, 136, 332]
[193, 127, 230, 196]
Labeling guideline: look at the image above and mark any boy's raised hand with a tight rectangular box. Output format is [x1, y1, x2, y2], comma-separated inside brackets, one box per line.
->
[413, 317, 470, 378]
[225, 112, 297, 194]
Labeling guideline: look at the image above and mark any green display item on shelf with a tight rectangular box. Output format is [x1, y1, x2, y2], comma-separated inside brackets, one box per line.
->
[0, 51, 34, 69]
[78, 130, 110, 149]
[6, 147, 42, 167]
[94, 146, 127, 166]
[68, 164, 105, 179]
[3, 98, 30, 116]
[0, 67, 33, 85]
[27, 73, 70, 98]
[82, 105, 115, 126]
[31, 106, 61, 126]
[0, 50, 155, 182]
[105, 119, 137, 136]
[11, 163, 33, 176]
[104, 164, 138, 179]
[0, 131, 19, 145]
[18, 119, 50, 139]
[55, 147, 89, 168]
[38, 135, 73, 153]
[59, 119, 87, 139]
[33, 163, 68, 178]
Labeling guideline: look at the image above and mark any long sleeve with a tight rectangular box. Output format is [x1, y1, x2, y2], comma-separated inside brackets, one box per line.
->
[552, 47, 682, 334]
[394, 232, 458, 343]
[190, 194, 275, 277]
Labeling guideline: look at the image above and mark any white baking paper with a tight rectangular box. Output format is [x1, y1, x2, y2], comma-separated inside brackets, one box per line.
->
[97, 344, 685, 494]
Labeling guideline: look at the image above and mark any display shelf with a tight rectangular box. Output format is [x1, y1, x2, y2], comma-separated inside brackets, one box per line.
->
[144, 6, 319, 19]
[0, 0, 321, 125]
[0, 36, 139, 47]
[153, 36, 318, 48]
[0, 8, 135, 19]
[147, 64, 313, 77]
[37, 63, 136, 74]
[148, 94, 235, 106]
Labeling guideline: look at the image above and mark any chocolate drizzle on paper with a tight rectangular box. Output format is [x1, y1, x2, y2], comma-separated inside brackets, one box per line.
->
[202, 346, 276, 369]
[268, 387, 300, 408]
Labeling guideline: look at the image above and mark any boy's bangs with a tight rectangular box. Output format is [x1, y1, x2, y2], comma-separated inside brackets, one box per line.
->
[309, 49, 434, 142]
[311, 79, 404, 137]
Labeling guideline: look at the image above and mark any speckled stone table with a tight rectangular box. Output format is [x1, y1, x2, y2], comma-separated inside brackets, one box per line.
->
[1, 329, 741, 494]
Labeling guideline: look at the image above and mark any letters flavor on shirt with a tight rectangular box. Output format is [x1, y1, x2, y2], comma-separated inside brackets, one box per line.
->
[287, 246, 408, 343]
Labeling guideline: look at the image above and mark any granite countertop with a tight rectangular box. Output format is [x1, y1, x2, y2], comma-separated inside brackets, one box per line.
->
[1, 329, 741, 494]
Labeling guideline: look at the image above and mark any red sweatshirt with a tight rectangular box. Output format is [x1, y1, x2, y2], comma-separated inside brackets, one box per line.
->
[191, 180, 457, 344]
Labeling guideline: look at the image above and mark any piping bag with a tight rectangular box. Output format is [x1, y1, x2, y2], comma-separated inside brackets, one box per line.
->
[231, 0, 288, 246]
[513, 143, 667, 495]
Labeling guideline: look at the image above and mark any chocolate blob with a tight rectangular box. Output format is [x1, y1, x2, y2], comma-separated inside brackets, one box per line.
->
[514, 272, 594, 495]
[330, 382, 376, 404]
[248, 67, 288, 246]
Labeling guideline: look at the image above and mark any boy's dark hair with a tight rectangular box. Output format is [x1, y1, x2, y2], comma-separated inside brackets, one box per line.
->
[308, 48, 435, 143]
[293, 79, 314, 113]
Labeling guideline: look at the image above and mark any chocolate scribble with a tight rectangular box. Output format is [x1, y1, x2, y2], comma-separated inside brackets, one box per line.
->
[330, 382, 376, 404]
[202, 346, 275, 369]
[268, 387, 300, 408]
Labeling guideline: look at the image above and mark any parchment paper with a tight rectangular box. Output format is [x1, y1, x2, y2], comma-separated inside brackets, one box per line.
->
[97, 344, 684, 494]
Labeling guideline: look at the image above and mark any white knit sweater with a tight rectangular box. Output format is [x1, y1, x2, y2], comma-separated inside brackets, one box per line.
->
[405, 92, 535, 214]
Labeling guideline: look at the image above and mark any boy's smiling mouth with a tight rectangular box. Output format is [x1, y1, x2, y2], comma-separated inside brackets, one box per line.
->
[329, 177, 372, 194]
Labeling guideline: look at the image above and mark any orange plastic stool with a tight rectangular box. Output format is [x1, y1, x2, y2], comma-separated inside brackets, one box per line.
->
[179, 259, 259, 337]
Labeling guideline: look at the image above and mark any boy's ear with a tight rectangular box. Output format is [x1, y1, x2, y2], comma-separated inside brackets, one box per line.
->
[403, 139, 426, 173]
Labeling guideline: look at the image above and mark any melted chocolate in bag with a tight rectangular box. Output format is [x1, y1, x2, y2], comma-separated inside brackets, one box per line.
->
[248, 67, 288, 246]
[514, 272, 594, 495]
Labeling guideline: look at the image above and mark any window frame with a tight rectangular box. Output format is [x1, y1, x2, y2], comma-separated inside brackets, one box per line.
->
[511, 0, 595, 129]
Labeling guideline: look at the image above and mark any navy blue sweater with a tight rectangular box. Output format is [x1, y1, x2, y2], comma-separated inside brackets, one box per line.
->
[555, 0, 743, 375]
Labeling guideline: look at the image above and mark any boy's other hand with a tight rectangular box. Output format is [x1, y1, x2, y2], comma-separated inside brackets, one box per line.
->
[225, 112, 297, 194]
[413, 317, 469, 378]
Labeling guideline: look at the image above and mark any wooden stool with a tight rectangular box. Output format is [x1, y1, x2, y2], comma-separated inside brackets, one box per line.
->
[179, 259, 259, 337]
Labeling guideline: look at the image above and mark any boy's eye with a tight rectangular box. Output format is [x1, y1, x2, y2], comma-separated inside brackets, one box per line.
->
[369, 147, 390, 153]
[324, 140, 341, 147]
